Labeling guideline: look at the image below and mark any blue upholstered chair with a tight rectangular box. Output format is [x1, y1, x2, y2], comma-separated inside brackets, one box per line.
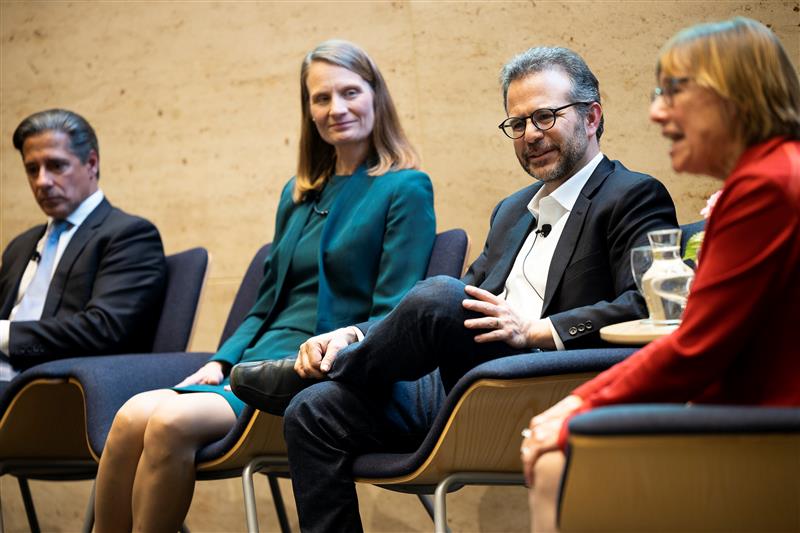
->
[194, 229, 471, 533]
[558, 404, 800, 532]
[347, 221, 707, 533]
[0, 247, 209, 533]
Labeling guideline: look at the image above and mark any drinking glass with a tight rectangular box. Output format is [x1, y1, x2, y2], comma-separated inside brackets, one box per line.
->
[630, 245, 653, 323]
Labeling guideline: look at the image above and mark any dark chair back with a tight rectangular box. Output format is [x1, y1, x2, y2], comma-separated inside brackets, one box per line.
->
[218, 244, 272, 348]
[152, 247, 209, 352]
[425, 229, 470, 279]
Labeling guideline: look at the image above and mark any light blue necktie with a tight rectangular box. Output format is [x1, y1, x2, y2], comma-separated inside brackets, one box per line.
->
[14, 220, 69, 321]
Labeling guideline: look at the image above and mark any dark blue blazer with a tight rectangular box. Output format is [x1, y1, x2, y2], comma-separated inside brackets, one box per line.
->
[463, 156, 678, 348]
[0, 198, 167, 368]
[212, 166, 436, 366]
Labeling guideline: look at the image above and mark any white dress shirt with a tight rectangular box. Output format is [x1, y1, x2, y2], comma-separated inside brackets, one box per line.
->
[0, 190, 105, 380]
[500, 152, 604, 350]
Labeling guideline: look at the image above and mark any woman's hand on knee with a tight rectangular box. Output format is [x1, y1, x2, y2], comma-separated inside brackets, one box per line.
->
[521, 395, 583, 487]
[175, 361, 226, 387]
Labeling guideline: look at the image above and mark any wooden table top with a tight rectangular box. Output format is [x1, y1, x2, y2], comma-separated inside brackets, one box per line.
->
[599, 319, 678, 346]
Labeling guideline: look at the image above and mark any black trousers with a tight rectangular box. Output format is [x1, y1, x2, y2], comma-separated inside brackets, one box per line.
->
[284, 276, 523, 532]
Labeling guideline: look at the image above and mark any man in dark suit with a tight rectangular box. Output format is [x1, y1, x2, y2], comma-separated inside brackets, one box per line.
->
[232, 47, 678, 531]
[0, 109, 167, 381]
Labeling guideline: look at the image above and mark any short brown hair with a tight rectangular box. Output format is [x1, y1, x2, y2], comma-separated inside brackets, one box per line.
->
[657, 17, 800, 146]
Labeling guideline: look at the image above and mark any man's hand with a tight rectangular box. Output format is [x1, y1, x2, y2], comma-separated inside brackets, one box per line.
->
[520, 394, 583, 487]
[175, 361, 225, 387]
[295, 326, 359, 379]
[462, 285, 555, 349]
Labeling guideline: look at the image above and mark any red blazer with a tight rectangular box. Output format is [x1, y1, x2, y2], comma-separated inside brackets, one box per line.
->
[564, 137, 800, 442]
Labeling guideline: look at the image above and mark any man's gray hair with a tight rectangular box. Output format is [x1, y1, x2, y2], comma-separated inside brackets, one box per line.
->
[13, 109, 100, 178]
[500, 47, 604, 140]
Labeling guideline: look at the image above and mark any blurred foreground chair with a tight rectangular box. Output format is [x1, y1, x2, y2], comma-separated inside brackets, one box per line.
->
[559, 404, 800, 532]
[0, 247, 209, 533]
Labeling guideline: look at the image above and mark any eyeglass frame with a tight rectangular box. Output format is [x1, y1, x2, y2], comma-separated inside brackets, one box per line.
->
[651, 76, 692, 105]
[497, 101, 595, 139]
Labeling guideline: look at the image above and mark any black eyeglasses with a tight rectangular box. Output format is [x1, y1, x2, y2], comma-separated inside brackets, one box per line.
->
[651, 77, 691, 105]
[498, 101, 593, 139]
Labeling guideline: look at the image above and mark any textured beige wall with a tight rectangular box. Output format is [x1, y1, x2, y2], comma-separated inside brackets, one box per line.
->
[1, 1, 798, 531]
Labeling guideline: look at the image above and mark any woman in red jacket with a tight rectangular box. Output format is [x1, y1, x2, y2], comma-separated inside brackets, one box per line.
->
[521, 17, 800, 531]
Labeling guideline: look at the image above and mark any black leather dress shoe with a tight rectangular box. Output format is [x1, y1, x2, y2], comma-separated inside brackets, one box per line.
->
[230, 358, 319, 416]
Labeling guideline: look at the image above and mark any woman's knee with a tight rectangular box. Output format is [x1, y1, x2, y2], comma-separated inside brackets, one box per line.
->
[142, 394, 234, 457]
[104, 392, 164, 457]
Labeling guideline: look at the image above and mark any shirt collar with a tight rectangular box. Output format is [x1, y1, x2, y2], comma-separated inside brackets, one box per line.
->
[58, 189, 104, 228]
[528, 152, 604, 218]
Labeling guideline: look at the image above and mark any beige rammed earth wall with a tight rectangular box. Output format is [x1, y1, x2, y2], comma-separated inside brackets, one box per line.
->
[1, 1, 798, 531]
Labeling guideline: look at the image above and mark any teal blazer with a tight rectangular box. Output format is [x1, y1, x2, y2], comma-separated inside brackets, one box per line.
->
[212, 165, 436, 366]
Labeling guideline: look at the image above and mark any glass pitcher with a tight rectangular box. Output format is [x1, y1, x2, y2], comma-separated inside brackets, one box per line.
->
[640, 228, 695, 325]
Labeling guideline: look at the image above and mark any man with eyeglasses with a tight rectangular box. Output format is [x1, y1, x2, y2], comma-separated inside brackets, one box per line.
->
[230, 46, 678, 532]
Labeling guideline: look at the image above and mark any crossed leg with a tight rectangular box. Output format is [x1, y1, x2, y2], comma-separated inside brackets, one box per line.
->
[95, 390, 236, 532]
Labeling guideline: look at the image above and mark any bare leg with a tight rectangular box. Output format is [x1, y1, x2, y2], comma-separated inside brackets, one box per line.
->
[530, 451, 566, 533]
[131, 393, 236, 533]
[95, 389, 178, 533]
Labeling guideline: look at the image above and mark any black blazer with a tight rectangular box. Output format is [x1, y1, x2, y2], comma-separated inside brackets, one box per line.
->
[463, 156, 678, 348]
[0, 198, 167, 369]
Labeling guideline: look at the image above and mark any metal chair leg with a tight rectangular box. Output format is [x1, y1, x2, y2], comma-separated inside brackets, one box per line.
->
[416, 494, 436, 522]
[242, 460, 261, 533]
[17, 477, 41, 533]
[434, 473, 524, 533]
[433, 478, 454, 533]
[267, 474, 291, 533]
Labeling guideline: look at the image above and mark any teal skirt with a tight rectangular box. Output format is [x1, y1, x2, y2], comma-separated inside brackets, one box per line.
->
[173, 327, 309, 417]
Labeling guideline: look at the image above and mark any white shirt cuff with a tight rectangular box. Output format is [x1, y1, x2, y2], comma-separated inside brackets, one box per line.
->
[546, 318, 565, 351]
[0, 320, 9, 357]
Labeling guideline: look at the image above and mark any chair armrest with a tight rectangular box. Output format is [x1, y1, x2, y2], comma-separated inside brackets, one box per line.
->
[2, 352, 212, 455]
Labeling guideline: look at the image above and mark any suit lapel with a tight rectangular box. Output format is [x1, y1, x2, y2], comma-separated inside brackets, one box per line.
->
[541, 157, 613, 314]
[0, 226, 45, 318]
[41, 199, 112, 317]
[480, 186, 540, 294]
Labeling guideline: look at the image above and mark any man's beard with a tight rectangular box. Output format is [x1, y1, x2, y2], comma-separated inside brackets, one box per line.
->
[521, 121, 587, 184]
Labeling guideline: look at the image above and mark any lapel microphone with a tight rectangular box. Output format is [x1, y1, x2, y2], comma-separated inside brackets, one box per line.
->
[309, 191, 329, 217]
[31, 251, 42, 263]
[535, 224, 552, 238]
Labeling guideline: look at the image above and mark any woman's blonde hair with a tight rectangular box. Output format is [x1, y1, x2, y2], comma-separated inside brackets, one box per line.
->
[657, 17, 800, 147]
[294, 40, 419, 202]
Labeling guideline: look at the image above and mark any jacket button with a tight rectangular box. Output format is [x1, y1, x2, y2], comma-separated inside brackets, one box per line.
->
[577, 323, 586, 332]
[586, 321, 593, 330]
[569, 327, 578, 336]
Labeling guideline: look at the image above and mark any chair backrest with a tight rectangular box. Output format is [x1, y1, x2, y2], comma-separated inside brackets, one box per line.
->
[426, 229, 470, 279]
[215, 231, 469, 349]
[151, 247, 210, 352]
[218, 244, 272, 348]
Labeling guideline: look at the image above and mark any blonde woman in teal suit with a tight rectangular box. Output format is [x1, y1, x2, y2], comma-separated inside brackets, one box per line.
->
[94, 40, 435, 533]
